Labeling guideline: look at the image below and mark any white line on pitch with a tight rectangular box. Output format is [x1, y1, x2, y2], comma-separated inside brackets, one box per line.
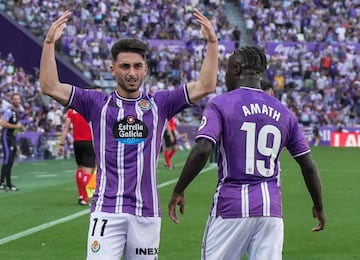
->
[30, 162, 48, 166]
[158, 165, 215, 188]
[29, 171, 48, 174]
[0, 165, 216, 245]
[35, 174, 58, 178]
[0, 210, 90, 245]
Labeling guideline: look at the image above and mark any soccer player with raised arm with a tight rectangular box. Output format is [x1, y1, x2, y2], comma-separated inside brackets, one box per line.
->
[168, 46, 325, 260]
[40, 9, 218, 260]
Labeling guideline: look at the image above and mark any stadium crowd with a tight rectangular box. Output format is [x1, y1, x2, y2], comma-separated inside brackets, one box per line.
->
[1, 0, 360, 159]
[241, 0, 359, 44]
[240, 0, 360, 128]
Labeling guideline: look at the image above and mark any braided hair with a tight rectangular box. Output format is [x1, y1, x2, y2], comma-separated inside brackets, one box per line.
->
[230, 46, 267, 74]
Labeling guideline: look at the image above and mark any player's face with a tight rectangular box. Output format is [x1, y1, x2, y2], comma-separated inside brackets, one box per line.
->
[11, 94, 21, 108]
[110, 52, 148, 98]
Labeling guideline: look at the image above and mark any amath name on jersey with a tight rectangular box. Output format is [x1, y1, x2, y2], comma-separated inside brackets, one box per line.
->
[113, 115, 149, 145]
[242, 103, 281, 121]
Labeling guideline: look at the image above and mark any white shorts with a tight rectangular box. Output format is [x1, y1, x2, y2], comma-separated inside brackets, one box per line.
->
[87, 212, 161, 260]
[201, 216, 284, 260]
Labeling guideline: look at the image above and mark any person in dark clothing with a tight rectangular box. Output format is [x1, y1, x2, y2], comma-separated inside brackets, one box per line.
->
[168, 46, 325, 260]
[0, 93, 23, 191]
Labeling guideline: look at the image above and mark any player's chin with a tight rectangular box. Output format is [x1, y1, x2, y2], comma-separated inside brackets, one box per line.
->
[126, 83, 141, 92]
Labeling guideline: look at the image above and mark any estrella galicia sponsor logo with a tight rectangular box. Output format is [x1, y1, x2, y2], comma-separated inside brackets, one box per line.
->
[135, 247, 159, 256]
[91, 240, 101, 253]
[113, 115, 148, 145]
[138, 99, 152, 110]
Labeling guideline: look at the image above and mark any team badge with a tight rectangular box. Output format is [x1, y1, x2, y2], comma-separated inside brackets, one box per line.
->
[91, 240, 101, 253]
[138, 99, 152, 110]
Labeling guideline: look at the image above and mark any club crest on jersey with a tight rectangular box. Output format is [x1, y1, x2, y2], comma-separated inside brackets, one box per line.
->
[138, 99, 152, 110]
[113, 115, 149, 145]
[91, 240, 101, 253]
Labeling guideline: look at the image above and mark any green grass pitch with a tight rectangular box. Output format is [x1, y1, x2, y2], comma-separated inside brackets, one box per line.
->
[0, 146, 359, 259]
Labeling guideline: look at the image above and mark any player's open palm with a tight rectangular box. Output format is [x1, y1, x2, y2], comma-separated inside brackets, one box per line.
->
[168, 192, 185, 224]
[45, 10, 72, 44]
[193, 8, 217, 43]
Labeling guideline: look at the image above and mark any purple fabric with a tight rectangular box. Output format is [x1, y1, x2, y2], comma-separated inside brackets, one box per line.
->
[196, 87, 310, 218]
[16, 131, 42, 147]
[69, 86, 191, 217]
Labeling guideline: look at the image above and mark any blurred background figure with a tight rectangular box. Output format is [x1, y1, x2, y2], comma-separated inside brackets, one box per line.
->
[58, 87, 100, 205]
[163, 117, 178, 169]
[0, 93, 23, 191]
[261, 79, 275, 97]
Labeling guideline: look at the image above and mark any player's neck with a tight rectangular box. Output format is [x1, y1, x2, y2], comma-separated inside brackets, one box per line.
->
[116, 88, 141, 100]
[238, 79, 261, 89]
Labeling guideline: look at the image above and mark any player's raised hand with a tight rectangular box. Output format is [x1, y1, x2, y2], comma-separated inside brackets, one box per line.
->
[168, 192, 185, 224]
[193, 8, 217, 43]
[311, 207, 325, 232]
[45, 10, 72, 44]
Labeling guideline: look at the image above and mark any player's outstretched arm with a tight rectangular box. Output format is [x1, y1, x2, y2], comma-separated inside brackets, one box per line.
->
[295, 153, 326, 232]
[168, 138, 213, 224]
[40, 10, 73, 105]
[186, 8, 218, 104]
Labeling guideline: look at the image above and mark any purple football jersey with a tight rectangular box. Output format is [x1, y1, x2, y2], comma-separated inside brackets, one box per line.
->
[196, 87, 310, 218]
[68, 85, 191, 217]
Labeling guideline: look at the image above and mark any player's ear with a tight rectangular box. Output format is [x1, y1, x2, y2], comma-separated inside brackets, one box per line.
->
[234, 63, 241, 76]
[110, 64, 115, 76]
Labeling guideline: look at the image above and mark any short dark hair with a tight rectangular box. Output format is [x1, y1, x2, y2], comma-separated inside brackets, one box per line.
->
[230, 46, 267, 74]
[11, 92, 21, 100]
[111, 39, 148, 61]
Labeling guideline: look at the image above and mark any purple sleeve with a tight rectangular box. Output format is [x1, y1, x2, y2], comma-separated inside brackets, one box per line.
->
[67, 86, 103, 122]
[195, 101, 221, 144]
[154, 84, 192, 119]
[286, 116, 311, 157]
[2, 109, 12, 121]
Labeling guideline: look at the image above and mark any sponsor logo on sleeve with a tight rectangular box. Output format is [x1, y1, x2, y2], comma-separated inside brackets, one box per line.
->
[198, 116, 207, 131]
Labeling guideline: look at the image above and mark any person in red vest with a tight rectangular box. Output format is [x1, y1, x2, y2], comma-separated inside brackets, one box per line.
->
[59, 86, 100, 205]
[163, 117, 178, 169]
[321, 54, 332, 70]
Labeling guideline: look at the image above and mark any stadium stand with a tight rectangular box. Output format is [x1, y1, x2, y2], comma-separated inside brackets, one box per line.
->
[1, 0, 236, 87]
[0, 0, 235, 159]
[0, 0, 360, 159]
[239, 0, 360, 129]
